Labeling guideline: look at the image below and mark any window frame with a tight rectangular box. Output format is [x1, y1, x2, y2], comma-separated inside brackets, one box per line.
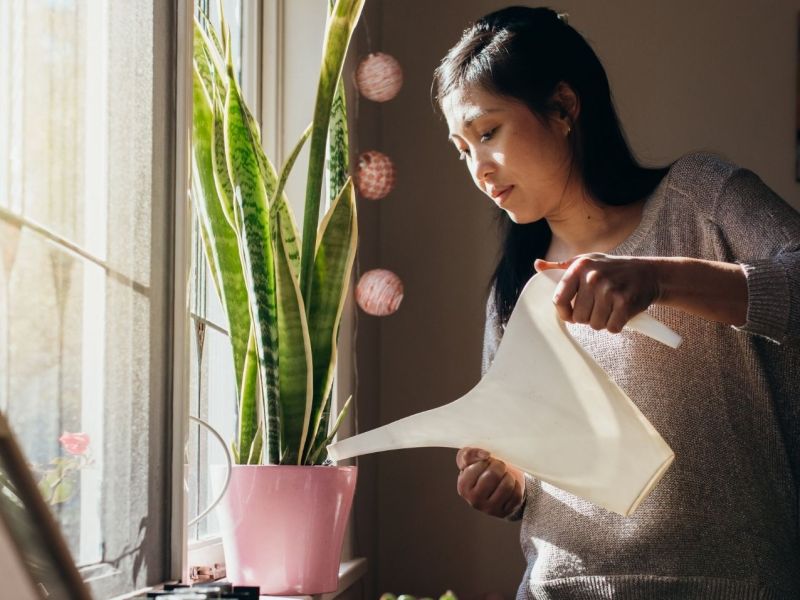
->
[104, 0, 191, 596]
[0, 1, 186, 597]
[170, 0, 195, 589]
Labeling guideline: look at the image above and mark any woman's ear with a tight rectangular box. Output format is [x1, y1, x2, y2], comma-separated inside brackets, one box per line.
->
[552, 82, 580, 129]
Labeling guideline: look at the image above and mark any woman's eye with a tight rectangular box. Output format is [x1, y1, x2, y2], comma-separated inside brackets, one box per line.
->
[480, 128, 497, 143]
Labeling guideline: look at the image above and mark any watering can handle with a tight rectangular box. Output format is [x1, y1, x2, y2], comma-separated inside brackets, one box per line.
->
[626, 312, 682, 349]
[537, 269, 683, 349]
[186, 415, 232, 527]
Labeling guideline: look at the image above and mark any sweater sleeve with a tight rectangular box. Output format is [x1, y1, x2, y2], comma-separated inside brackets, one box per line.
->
[711, 168, 800, 344]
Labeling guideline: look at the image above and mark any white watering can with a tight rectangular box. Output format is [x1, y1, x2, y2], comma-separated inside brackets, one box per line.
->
[328, 270, 678, 516]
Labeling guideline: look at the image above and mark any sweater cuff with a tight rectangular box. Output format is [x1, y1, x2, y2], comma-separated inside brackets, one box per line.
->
[734, 258, 790, 344]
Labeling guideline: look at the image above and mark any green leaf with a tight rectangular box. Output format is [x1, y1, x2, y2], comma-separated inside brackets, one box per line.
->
[308, 395, 352, 464]
[37, 472, 57, 503]
[312, 393, 332, 462]
[49, 477, 75, 505]
[224, 61, 281, 464]
[325, 0, 349, 206]
[193, 23, 216, 102]
[308, 389, 333, 464]
[212, 94, 236, 228]
[327, 77, 349, 205]
[193, 18, 236, 229]
[192, 57, 251, 404]
[236, 327, 259, 464]
[269, 123, 311, 277]
[219, 0, 232, 70]
[196, 10, 224, 62]
[271, 197, 302, 285]
[241, 103, 282, 208]
[299, 0, 365, 306]
[273, 206, 313, 464]
[304, 178, 358, 461]
[38, 468, 77, 505]
[246, 422, 263, 465]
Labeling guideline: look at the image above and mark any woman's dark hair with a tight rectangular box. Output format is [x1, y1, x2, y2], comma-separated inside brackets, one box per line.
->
[432, 6, 670, 325]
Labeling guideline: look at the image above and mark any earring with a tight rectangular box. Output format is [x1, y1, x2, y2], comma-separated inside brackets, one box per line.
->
[565, 124, 572, 136]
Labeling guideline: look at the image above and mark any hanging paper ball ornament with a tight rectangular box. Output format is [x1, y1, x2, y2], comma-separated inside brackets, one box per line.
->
[356, 151, 396, 200]
[355, 269, 404, 317]
[355, 52, 403, 102]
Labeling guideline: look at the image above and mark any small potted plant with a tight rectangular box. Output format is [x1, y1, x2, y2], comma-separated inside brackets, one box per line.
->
[191, 0, 364, 594]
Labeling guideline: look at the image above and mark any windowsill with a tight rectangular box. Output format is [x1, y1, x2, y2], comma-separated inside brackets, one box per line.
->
[257, 558, 367, 600]
[113, 557, 367, 600]
[185, 536, 367, 598]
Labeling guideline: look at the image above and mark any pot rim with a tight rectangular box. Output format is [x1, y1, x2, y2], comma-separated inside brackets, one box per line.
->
[221, 463, 357, 471]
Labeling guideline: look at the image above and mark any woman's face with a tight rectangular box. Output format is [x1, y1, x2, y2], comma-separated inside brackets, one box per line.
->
[443, 85, 574, 224]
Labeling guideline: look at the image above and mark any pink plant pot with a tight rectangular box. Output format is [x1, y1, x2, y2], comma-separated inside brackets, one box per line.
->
[213, 464, 357, 595]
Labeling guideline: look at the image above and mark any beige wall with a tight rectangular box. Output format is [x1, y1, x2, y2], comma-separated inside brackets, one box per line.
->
[353, 2, 800, 599]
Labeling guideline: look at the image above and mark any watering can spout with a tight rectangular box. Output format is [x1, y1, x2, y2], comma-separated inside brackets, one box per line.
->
[326, 408, 452, 461]
[328, 270, 678, 516]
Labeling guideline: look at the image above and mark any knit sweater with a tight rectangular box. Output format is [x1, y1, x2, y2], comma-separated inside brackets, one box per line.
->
[481, 153, 800, 599]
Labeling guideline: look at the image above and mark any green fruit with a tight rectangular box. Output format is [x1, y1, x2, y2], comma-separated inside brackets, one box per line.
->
[397, 595, 416, 600]
[379, 595, 397, 600]
[439, 591, 458, 600]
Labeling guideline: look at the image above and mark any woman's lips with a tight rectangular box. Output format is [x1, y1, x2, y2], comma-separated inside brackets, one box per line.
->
[494, 185, 514, 206]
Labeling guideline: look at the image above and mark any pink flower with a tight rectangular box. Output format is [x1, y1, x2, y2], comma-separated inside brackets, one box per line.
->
[59, 432, 90, 455]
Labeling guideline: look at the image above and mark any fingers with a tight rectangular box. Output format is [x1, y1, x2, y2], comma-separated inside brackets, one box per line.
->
[533, 258, 573, 272]
[606, 301, 629, 334]
[501, 475, 524, 515]
[456, 447, 489, 471]
[545, 254, 656, 333]
[486, 471, 516, 515]
[589, 280, 613, 331]
[570, 275, 595, 324]
[552, 265, 580, 322]
[456, 451, 521, 518]
[456, 447, 491, 501]
[470, 459, 507, 502]
[456, 456, 491, 498]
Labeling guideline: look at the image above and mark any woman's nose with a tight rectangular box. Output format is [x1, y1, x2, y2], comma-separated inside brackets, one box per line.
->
[471, 153, 495, 185]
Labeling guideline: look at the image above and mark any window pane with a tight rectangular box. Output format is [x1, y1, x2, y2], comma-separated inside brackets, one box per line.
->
[0, 1, 171, 597]
[188, 0, 243, 545]
[187, 316, 237, 541]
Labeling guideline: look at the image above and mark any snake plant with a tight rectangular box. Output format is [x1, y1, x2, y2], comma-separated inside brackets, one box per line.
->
[191, 0, 364, 465]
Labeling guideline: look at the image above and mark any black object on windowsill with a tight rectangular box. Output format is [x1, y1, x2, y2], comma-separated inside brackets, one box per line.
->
[143, 582, 260, 598]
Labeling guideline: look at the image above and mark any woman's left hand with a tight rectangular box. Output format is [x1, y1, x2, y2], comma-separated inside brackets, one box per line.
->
[534, 254, 661, 333]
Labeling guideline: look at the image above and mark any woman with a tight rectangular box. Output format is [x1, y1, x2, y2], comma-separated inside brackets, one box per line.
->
[433, 6, 800, 599]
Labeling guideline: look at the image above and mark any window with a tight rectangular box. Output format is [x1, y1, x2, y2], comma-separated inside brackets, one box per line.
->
[0, 0, 357, 595]
[0, 1, 177, 597]
[186, 0, 246, 546]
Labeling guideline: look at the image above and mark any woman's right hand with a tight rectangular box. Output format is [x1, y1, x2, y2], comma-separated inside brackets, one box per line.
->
[456, 447, 525, 518]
